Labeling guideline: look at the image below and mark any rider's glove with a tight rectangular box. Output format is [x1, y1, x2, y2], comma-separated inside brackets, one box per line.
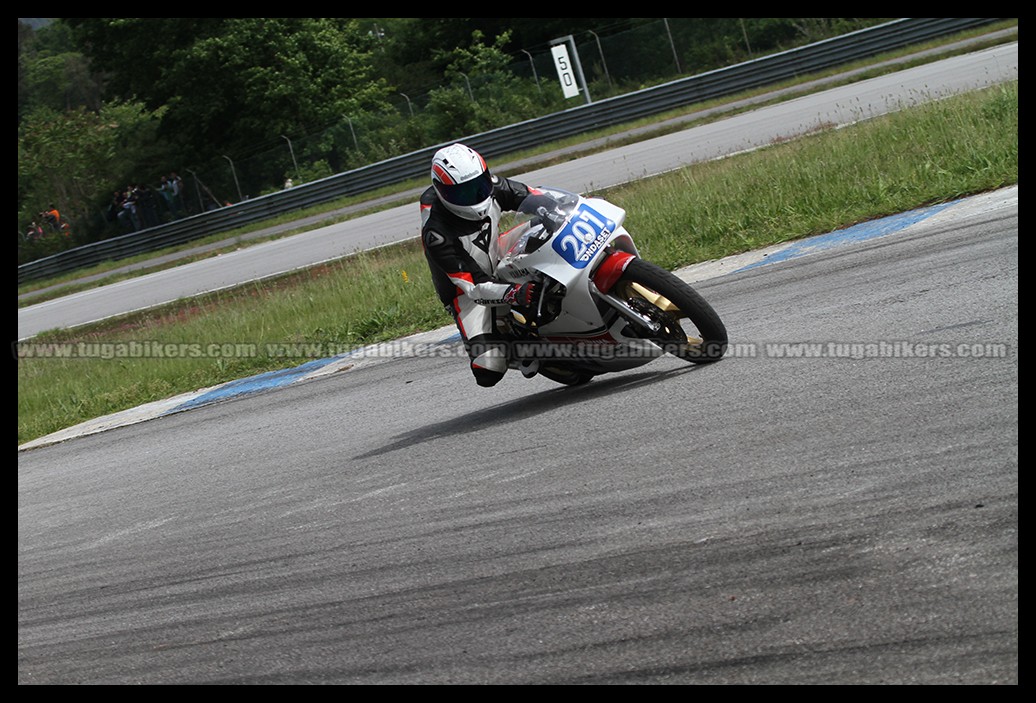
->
[537, 206, 566, 234]
[503, 282, 540, 313]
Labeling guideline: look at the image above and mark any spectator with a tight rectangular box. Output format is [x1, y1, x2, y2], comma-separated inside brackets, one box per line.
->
[169, 172, 186, 217]
[25, 221, 44, 241]
[136, 183, 162, 228]
[43, 205, 61, 233]
[158, 176, 174, 219]
[119, 186, 141, 232]
[107, 190, 124, 226]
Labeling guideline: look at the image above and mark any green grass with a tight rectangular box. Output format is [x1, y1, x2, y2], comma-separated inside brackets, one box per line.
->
[16, 81, 1018, 445]
[18, 20, 1017, 305]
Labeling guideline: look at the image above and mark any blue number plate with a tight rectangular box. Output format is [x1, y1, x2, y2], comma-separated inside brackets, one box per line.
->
[551, 203, 615, 269]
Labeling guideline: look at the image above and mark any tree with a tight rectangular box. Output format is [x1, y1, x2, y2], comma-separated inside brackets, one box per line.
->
[64, 18, 227, 108]
[18, 17, 898, 260]
[18, 101, 165, 250]
[425, 30, 545, 141]
[18, 19, 102, 121]
[67, 18, 394, 170]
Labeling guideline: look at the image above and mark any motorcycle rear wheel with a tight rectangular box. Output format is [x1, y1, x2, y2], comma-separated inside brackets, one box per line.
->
[614, 258, 728, 363]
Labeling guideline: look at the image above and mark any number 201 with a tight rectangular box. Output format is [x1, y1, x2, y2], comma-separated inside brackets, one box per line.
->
[559, 209, 607, 259]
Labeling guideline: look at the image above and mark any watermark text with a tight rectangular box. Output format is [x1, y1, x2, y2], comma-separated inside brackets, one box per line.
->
[14, 338, 1010, 362]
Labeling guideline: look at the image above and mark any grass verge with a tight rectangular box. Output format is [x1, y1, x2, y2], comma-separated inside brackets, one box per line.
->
[18, 21, 1017, 305]
[16, 81, 1018, 445]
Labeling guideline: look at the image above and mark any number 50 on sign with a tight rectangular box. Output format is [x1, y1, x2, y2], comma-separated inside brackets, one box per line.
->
[551, 43, 580, 99]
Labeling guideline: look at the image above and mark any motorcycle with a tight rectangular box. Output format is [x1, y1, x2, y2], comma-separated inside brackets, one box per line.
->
[493, 186, 728, 385]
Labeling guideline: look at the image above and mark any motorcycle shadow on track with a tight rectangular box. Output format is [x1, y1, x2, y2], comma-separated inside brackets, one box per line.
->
[351, 362, 709, 461]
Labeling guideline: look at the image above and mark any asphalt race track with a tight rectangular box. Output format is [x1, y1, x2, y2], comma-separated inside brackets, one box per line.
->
[18, 187, 1018, 683]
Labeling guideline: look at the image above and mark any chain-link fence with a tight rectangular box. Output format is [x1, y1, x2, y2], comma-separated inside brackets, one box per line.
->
[21, 17, 1007, 269]
[158, 19, 900, 219]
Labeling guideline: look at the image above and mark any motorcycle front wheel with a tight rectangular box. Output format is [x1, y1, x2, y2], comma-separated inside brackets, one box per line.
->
[613, 258, 728, 363]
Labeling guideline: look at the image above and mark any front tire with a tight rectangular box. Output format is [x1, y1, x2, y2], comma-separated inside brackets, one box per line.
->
[613, 258, 727, 363]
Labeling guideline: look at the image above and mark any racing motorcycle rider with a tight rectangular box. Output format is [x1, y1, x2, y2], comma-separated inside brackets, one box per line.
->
[420, 143, 551, 387]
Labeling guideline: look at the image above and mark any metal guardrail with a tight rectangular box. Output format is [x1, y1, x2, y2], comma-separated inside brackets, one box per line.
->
[18, 17, 1004, 284]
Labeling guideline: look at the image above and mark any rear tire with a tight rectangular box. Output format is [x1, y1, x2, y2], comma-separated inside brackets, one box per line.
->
[613, 258, 727, 363]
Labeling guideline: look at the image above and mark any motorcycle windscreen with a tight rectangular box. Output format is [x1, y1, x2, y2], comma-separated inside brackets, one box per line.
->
[495, 221, 535, 259]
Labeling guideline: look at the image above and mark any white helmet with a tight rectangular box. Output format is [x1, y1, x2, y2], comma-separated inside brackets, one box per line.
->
[430, 143, 494, 220]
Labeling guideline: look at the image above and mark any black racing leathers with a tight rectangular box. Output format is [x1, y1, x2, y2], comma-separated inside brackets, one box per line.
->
[420, 175, 532, 386]
[420, 175, 531, 307]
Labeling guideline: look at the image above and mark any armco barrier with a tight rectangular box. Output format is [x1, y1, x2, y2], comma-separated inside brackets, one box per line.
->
[18, 18, 1004, 284]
